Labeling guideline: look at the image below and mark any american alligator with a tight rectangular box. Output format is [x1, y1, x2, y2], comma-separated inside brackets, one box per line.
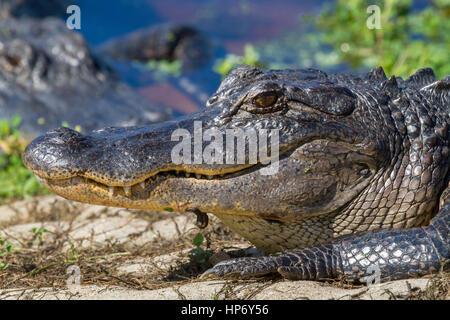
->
[0, 17, 169, 139]
[23, 66, 449, 282]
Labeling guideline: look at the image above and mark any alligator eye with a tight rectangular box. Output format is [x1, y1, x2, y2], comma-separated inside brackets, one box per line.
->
[253, 92, 277, 108]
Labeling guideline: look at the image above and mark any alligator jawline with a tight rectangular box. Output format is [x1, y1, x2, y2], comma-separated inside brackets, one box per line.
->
[36, 164, 265, 197]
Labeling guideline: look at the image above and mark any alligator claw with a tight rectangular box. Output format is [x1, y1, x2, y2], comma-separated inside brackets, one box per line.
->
[202, 256, 279, 278]
[188, 209, 209, 229]
[201, 246, 338, 280]
[196, 211, 209, 229]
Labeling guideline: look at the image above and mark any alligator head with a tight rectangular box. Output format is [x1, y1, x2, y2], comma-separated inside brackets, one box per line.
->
[23, 66, 449, 253]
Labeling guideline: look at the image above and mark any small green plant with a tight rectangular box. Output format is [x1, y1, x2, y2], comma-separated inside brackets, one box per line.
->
[30, 227, 48, 245]
[130, 59, 183, 82]
[68, 242, 80, 262]
[0, 116, 50, 203]
[188, 233, 213, 267]
[147, 59, 182, 76]
[0, 234, 17, 270]
[213, 44, 266, 78]
[136, 59, 183, 82]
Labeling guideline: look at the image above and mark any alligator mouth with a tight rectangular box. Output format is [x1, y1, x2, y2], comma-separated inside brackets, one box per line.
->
[28, 136, 377, 217]
[34, 164, 260, 198]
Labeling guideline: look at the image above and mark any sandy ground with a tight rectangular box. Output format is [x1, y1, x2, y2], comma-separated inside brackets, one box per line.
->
[0, 196, 448, 300]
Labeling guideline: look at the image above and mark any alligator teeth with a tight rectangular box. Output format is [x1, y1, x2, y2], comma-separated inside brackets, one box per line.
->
[140, 181, 145, 189]
[185, 172, 190, 178]
[195, 174, 202, 179]
[123, 186, 131, 197]
[207, 175, 213, 180]
[109, 186, 114, 196]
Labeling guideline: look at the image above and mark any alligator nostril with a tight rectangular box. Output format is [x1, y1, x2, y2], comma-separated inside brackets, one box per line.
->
[45, 127, 85, 145]
[207, 95, 218, 106]
[47, 126, 79, 135]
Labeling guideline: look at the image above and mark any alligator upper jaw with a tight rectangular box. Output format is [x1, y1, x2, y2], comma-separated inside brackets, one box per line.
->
[34, 163, 257, 192]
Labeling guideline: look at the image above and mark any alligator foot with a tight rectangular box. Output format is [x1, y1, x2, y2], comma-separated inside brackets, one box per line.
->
[202, 244, 337, 280]
[204, 198, 449, 282]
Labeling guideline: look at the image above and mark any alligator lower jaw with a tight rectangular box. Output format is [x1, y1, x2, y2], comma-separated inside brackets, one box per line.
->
[35, 175, 162, 210]
[33, 165, 258, 210]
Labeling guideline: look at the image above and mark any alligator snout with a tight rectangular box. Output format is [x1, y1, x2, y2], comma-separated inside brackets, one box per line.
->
[23, 122, 176, 186]
[22, 127, 89, 179]
[23, 112, 233, 187]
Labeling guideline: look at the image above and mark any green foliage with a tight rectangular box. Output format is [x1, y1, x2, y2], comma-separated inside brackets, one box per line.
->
[30, 227, 48, 245]
[0, 116, 50, 203]
[213, 44, 266, 78]
[0, 233, 18, 270]
[316, 0, 450, 78]
[68, 242, 80, 261]
[144, 59, 183, 77]
[188, 232, 213, 267]
[215, 1, 448, 79]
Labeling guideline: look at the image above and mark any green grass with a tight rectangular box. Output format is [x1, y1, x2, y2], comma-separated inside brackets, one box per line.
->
[0, 116, 50, 204]
[0, 233, 19, 270]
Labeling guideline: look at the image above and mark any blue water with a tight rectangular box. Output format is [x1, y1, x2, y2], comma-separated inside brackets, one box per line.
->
[76, 0, 163, 45]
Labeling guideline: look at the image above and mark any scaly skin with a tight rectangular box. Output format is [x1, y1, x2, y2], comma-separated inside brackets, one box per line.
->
[203, 183, 449, 281]
[23, 66, 449, 282]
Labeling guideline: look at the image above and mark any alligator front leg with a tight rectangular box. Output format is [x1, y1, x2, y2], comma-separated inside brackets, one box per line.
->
[204, 189, 449, 282]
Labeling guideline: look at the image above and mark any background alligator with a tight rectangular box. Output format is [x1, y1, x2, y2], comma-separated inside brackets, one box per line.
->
[0, 16, 172, 139]
[23, 65, 449, 283]
[0, 0, 71, 19]
[98, 24, 212, 72]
